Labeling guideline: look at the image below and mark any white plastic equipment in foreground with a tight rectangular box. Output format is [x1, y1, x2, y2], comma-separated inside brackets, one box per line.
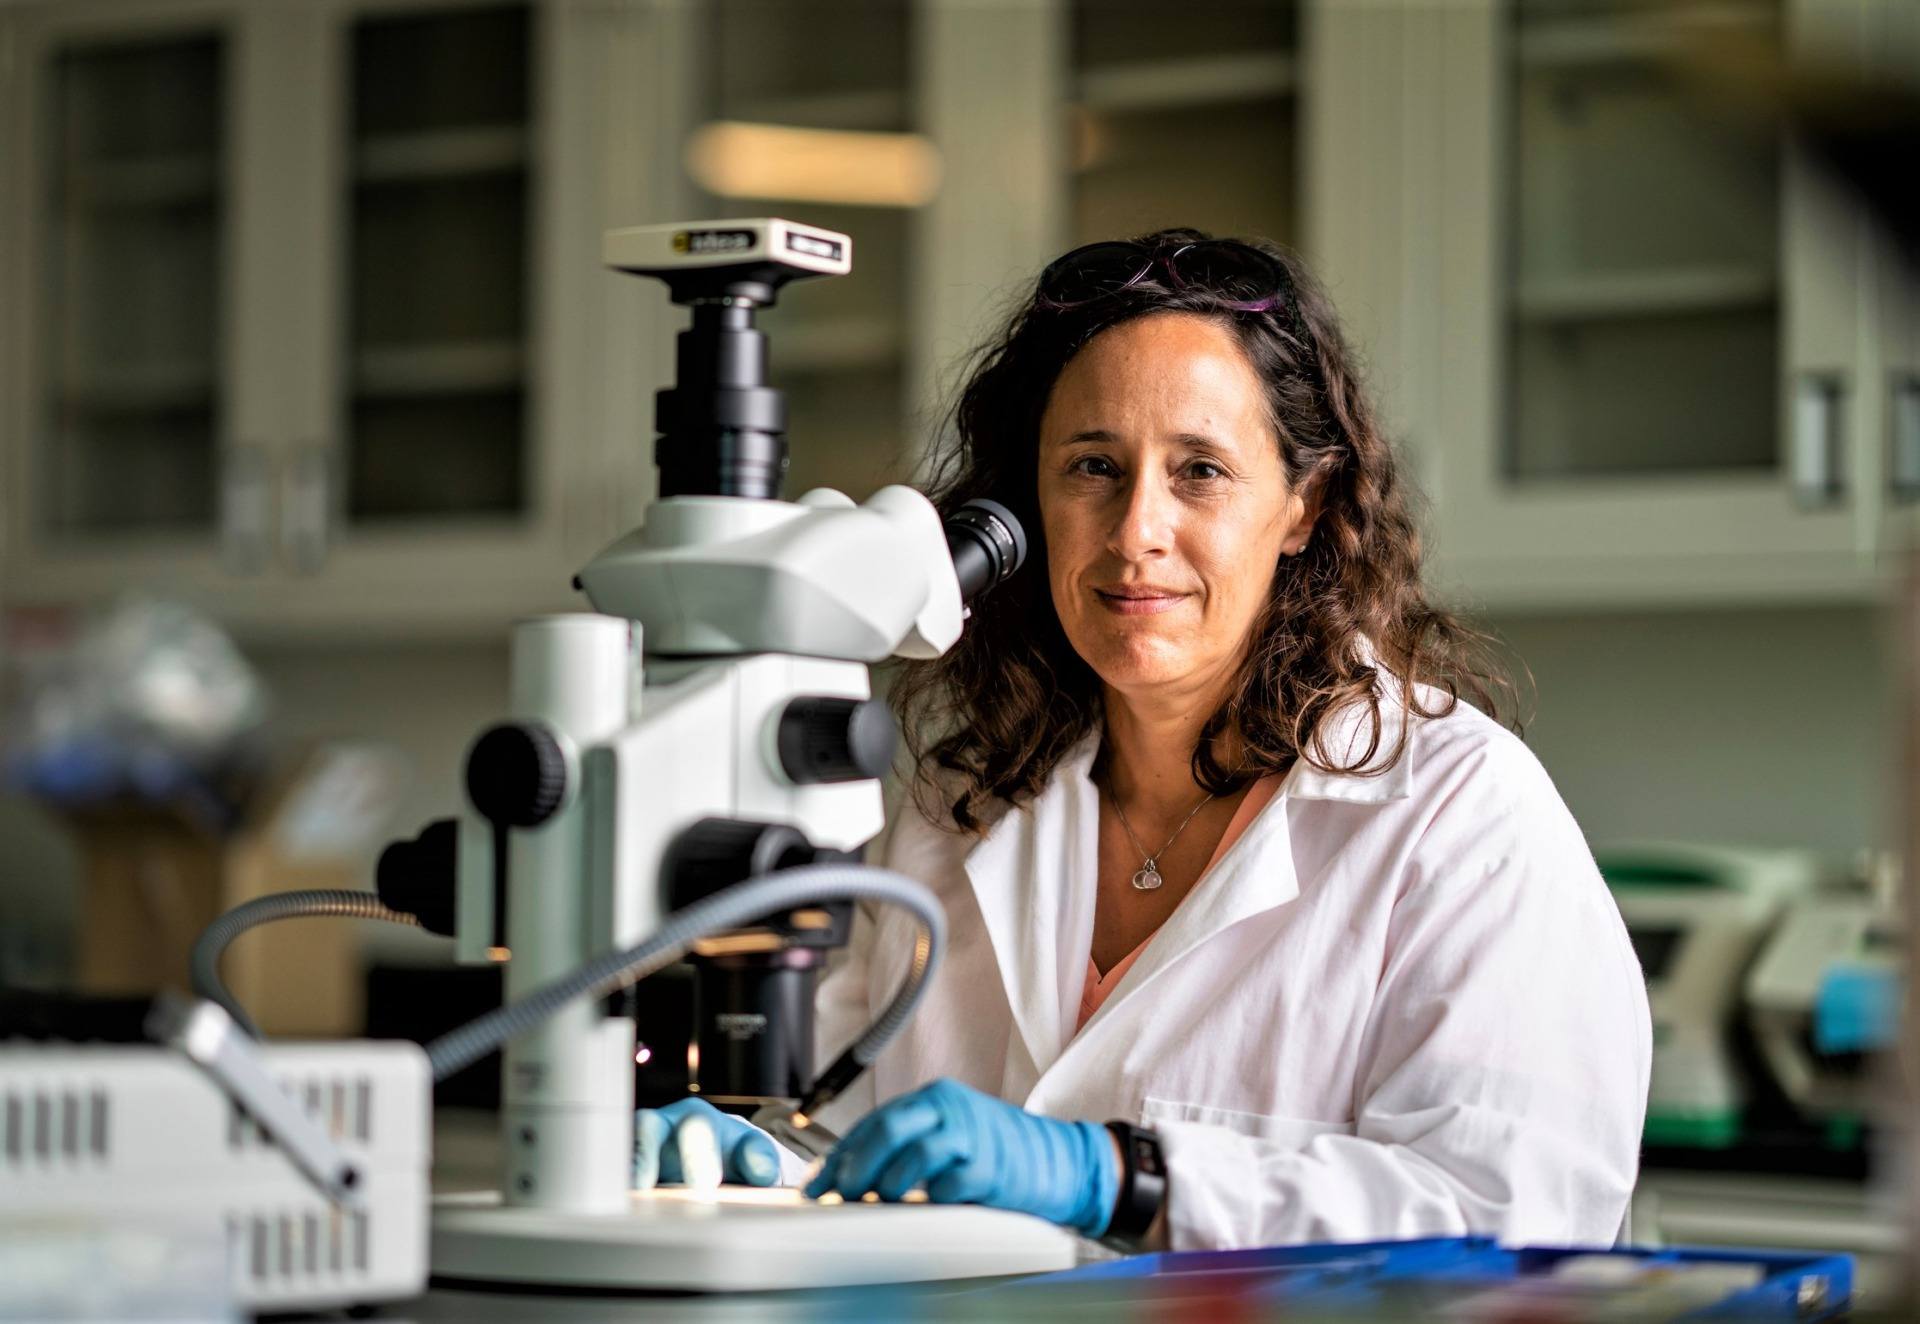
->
[0, 1038, 430, 1316]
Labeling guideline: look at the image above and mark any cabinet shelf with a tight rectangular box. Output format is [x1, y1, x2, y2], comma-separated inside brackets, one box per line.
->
[1075, 51, 1297, 113]
[725, 88, 908, 132]
[1516, 5, 1778, 70]
[68, 153, 218, 208]
[1514, 266, 1777, 322]
[353, 340, 523, 397]
[354, 127, 528, 184]
[62, 360, 215, 412]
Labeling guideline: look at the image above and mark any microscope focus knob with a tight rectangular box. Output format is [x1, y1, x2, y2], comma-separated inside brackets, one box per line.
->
[776, 696, 895, 784]
[466, 722, 568, 827]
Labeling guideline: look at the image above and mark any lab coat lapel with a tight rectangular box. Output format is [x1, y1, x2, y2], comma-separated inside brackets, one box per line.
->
[1059, 691, 1416, 1058]
[1067, 777, 1301, 1051]
[1080, 693, 1413, 1030]
[960, 733, 1102, 1080]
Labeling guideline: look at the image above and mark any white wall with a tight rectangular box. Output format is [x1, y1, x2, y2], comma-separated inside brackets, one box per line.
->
[1489, 605, 1896, 856]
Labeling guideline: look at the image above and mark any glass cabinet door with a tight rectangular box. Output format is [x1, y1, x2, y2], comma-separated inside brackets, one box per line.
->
[341, 3, 533, 529]
[38, 29, 226, 541]
[1410, 0, 1868, 607]
[1507, 0, 1782, 483]
[1069, 0, 1299, 248]
[694, 0, 915, 502]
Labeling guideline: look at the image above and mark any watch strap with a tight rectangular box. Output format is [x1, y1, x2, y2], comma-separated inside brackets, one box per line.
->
[1102, 1120, 1166, 1244]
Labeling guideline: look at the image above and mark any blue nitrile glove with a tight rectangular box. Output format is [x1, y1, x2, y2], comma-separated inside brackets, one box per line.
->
[803, 1078, 1119, 1236]
[633, 1097, 780, 1189]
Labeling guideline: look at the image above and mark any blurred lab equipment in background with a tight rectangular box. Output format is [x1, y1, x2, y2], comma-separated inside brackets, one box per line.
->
[0, 598, 405, 1034]
[1729, 13, 1920, 1304]
[1601, 843, 1904, 1166]
[3, 597, 266, 826]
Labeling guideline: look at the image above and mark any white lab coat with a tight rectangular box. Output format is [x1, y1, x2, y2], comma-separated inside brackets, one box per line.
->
[812, 683, 1651, 1251]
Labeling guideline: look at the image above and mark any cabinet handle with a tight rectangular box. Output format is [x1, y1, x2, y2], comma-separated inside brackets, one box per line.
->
[220, 445, 271, 575]
[1891, 374, 1920, 506]
[281, 442, 332, 575]
[1790, 373, 1846, 508]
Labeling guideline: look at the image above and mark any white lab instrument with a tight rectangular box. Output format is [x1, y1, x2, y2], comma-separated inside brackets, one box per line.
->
[0, 1000, 430, 1315]
[1598, 842, 1825, 1148]
[1747, 885, 1905, 1120]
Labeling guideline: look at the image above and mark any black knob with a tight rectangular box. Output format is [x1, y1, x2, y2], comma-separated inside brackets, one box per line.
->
[665, 818, 815, 909]
[466, 722, 568, 827]
[776, 697, 895, 784]
[377, 818, 459, 936]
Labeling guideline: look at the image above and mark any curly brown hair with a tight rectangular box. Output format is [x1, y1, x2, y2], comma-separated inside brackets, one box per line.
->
[894, 228, 1521, 834]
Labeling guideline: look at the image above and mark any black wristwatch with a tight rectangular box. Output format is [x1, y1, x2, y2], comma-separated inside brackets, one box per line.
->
[1102, 1121, 1167, 1246]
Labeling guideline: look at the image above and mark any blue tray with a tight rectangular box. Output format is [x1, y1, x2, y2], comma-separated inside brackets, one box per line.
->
[993, 1236, 1853, 1319]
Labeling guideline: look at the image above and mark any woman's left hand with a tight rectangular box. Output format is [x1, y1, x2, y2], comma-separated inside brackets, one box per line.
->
[804, 1078, 1119, 1236]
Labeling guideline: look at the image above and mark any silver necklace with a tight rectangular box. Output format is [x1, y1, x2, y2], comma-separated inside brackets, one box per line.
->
[1106, 784, 1216, 891]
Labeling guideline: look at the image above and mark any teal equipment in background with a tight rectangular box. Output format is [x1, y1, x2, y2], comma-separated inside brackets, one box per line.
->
[1597, 843, 1825, 1150]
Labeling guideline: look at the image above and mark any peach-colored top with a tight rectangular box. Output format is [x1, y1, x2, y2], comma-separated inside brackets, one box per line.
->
[1076, 774, 1284, 1033]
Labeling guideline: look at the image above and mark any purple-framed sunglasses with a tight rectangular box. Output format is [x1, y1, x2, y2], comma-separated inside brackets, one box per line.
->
[1036, 238, 1295, 316]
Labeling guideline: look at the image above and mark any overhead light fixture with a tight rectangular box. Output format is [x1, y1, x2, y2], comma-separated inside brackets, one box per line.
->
[686, 120, 942, 208]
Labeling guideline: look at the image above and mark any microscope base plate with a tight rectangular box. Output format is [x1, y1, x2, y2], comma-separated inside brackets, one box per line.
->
[431, 1188, 1081, 1291]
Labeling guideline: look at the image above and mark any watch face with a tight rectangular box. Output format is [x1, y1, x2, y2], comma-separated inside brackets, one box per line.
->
[1104, 1123, 1167, 1244]
[1130, 1132, 1165, 1176]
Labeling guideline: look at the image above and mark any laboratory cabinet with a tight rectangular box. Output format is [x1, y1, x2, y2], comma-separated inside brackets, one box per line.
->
[685, 0, 922, 504]
[1860, 3, 1920, 562]
[916, 0, 1308, 489]
[0, 0, 688, 639]
[1311, 0, 1918, 611]
[8, 0, 1904, 632]
[1062, 1, 1300, 255]
[912, 0, 1303, 472]
[687, 0, 1303, 502]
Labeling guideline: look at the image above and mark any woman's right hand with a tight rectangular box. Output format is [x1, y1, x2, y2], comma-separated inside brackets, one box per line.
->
[633, 1097, 782, 1189]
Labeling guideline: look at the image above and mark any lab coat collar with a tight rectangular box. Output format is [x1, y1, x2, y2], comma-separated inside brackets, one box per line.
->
[962, 728, 1305, 1086]
[1285, 682, 1417, 804]
[1079, 685, 1420, 1053]
[959, 680, 1418, 1078]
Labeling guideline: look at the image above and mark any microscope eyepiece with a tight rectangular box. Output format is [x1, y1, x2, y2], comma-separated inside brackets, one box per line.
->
[945, 498, 1028, 605]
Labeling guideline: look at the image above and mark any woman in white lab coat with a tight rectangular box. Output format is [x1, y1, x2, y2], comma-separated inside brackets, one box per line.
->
[652, 231, 1651, 1251]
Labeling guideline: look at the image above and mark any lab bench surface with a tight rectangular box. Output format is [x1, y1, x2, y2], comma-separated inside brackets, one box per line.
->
[1635, 1166, 1905, 1305]
[414, 1117, 1899, 1317]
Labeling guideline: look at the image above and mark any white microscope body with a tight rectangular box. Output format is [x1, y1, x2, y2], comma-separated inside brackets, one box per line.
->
[448, 493, 960, 1213]
[429, 219, 1072, 1290]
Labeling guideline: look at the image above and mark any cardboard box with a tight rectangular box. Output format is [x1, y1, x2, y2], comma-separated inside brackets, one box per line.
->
[56, 744, 405, 1037]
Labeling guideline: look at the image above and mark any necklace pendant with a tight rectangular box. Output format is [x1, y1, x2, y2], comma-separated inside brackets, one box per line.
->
[1131, 863, 1164, 891]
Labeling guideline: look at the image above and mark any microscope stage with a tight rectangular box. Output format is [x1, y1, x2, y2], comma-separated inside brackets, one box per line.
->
[431, 1188, 1081, 1291]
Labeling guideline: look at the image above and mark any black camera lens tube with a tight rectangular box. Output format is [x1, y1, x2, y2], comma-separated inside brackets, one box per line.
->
[655, 301, 789, 500]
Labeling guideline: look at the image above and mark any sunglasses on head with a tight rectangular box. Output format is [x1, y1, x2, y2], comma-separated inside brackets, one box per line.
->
[1035, 238, 1296, 317]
